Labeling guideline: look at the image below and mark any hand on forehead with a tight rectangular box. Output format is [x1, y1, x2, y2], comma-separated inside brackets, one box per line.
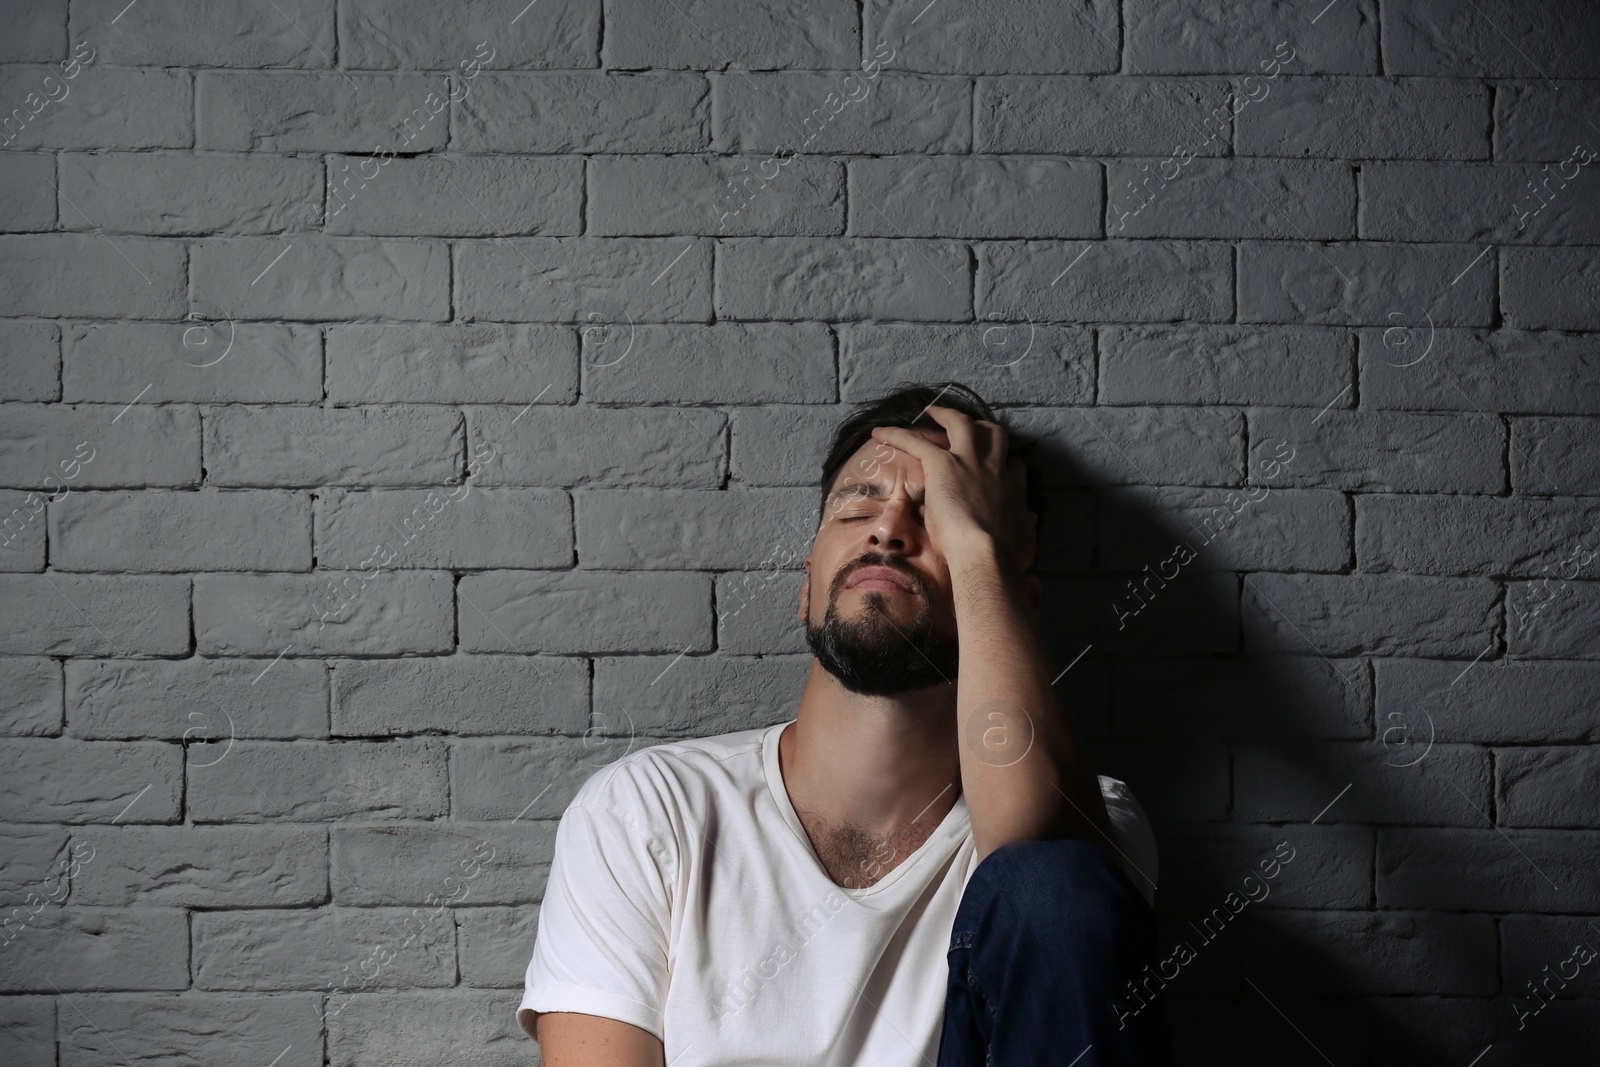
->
[873, 421, 1026, 481]
[897, 422, 948, 442]
[873, 423, 947, 458]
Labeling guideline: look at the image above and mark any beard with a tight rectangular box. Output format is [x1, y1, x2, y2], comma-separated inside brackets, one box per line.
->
[805, 553, 960, 696]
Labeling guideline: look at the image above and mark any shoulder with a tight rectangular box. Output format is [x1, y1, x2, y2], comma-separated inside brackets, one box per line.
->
[567, 725, 772, 838]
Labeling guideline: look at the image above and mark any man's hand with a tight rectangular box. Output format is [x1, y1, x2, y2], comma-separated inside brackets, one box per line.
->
[875, 406, 1114, 863]
[868, 406, 1037, 572]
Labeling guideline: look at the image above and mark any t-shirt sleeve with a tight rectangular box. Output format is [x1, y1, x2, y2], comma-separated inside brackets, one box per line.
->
[1098, 775, 1161, 909]
[519, 797, 675, 1042]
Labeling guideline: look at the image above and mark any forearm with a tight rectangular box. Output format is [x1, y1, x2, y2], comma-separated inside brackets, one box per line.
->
[947, 536, 1111, 861]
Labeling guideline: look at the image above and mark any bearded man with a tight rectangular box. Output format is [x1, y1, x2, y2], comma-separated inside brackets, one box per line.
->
[517, 381, 1175, 1066]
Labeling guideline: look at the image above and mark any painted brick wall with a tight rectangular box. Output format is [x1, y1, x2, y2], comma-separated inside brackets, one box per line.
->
[2, 0, 1599, 1063]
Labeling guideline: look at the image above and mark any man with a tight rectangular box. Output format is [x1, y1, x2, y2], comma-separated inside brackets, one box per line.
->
[518, 382, 1175, 1065]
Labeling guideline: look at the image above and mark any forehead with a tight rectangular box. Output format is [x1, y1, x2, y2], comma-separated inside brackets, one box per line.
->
[823, 436, 925, 502]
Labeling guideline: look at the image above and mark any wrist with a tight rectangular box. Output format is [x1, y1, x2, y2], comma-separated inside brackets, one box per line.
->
[945, 530, 1024, 584]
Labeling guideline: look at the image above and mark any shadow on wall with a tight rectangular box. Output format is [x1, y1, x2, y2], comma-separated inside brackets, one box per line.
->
[1023, 434, 1599, 1067]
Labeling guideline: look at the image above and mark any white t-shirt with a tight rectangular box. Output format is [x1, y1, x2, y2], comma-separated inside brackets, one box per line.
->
[519, 719, 1158, 1067]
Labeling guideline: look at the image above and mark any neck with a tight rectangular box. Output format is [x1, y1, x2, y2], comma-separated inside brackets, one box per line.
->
[778, 659, 963, 840]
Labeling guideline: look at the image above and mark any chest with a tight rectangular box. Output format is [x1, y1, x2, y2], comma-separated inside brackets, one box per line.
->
[799, 814, 942, 889]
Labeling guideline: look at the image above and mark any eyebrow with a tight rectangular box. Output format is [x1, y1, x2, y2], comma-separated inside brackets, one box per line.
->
[823, 480, 924, 511]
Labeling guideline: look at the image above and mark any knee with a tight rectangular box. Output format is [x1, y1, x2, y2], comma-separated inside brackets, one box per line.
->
[972, 836, 1120, 888]
[964, 837, 1147, 933]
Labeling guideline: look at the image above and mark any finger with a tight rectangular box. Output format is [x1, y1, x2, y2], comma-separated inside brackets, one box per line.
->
[921, 405, 977, 461]
[1004, 456, 1034, 566]
[870, 424, 950, 467]
[972, 419, 1008, 469]
[984, 420, 1009, 465]
[1003, 454, 1029, 501]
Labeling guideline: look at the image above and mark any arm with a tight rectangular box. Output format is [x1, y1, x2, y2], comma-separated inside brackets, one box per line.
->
[870, 411, 1113, 863]
[945, 530, 1113, 861]
[530, 1011, 664, 1067]
[519, 795, 675, 1063]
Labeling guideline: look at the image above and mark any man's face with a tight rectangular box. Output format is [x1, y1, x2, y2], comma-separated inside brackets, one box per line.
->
[800, 431, 961, 695]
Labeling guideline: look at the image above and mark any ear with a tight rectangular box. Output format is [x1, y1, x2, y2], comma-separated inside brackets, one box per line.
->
[798, 557, 811, 622]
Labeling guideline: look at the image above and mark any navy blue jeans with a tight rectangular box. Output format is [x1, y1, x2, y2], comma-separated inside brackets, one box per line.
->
[936, 837, 1175, 1066]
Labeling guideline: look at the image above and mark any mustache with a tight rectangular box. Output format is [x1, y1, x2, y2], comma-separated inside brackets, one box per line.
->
[829, 553, 928, 600]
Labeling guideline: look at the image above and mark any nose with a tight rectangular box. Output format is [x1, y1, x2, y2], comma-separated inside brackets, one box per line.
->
[866, 497, 920, 553]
